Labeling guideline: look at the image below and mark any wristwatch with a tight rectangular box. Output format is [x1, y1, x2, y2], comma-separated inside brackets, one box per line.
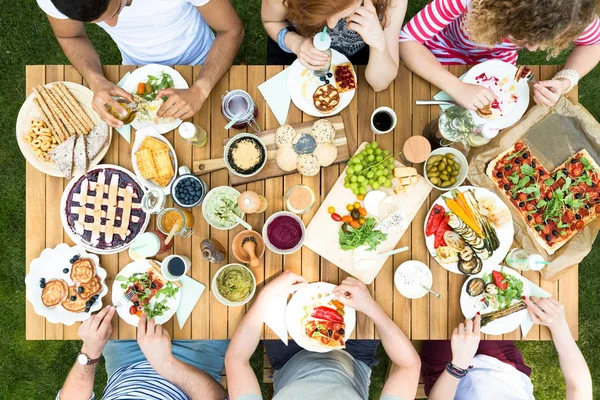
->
[77, 351, 102, 366]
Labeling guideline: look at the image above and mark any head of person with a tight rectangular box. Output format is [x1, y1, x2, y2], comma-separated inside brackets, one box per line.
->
[464, 0, 596, 56]
[284, 0, 391, 36]
[50, 0, 129, 24]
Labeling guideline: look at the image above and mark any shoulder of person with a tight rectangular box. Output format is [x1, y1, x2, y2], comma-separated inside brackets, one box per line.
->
[36, 0, 68, 19]
[186, 0, 211, 7]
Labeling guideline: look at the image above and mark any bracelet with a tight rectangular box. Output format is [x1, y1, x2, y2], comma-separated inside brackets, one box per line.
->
[553, 69, 580, 93]
[445, 361, 471, 379]
[277, 27, 294, 54]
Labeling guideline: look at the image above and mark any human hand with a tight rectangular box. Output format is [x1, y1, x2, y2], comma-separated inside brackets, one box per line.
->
[78, 305, 115, 359]
[260, 270, 309, 300]
[292, 37, 330, 70]
[333, 277, 378, 315]
[533, 80, 567, 107]
[137, 312, 174, 375]
[450, 314, 481, 370]
[156, 83, 208, 120]
[523, 296, 568, 332]
[346, 0, 385, 52]
[90, 78, 134, 129]
[450, 82, 497, 111]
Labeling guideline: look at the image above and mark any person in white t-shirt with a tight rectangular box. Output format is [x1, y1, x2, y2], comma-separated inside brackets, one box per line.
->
[36, 0, 244, 128]
[423, 297, 592, 400]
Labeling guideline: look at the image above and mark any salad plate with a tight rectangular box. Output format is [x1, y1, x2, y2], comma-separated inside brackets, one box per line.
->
[285, 282, 356, 353]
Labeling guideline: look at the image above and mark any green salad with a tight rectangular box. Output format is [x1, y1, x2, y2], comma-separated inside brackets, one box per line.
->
[116, 272, 179, 319]
[482, 268, 524, 311]
[140, 72, 174, 102]
[339, 217, 388, 251]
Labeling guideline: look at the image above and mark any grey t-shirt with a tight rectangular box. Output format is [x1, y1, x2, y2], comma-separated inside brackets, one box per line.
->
[238, 350, 403, 400]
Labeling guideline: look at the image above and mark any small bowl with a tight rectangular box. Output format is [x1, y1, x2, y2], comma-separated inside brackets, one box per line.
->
[224, 133, 268, 178]
[262, 211, 306, 255]
[201, 186, 245, 230]
[232, 230, 265, 263]
[394, 260, 433, 299]
[211, 263, 256, 307]
[424, 148, 468, 191]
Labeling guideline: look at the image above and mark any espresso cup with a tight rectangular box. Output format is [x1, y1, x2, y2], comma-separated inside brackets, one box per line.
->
[371, 107, 397, 135]
[161, 255, 192, 281]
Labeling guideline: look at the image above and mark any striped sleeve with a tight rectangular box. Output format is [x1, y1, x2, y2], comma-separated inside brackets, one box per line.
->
[574, 16, 600, 45]
[399, 0, 469, 43]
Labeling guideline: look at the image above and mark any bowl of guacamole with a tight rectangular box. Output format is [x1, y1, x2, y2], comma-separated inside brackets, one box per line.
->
[211, 263, 256, 306]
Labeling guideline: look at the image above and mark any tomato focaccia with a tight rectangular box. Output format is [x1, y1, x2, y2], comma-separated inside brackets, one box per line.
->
[333, 63, 356, 93]
[486, 141, 600, 254]
[305, 320, 346, 348]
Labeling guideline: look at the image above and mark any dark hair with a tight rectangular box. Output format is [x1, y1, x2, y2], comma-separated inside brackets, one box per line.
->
[51, 0, 111, 22]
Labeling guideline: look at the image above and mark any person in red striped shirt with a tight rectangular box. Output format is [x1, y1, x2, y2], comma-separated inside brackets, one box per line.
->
[398, 0, 600, 110]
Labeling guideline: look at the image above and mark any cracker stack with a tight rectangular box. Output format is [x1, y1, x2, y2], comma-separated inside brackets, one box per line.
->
[135, 137, 174, 187]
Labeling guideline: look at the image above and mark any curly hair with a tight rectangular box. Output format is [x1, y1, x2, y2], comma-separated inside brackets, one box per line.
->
[284, 0, 391, 36]
[464, 0, 596, 57]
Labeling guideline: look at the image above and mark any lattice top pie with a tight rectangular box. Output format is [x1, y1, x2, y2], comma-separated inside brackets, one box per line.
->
[62, 166, 147, 253]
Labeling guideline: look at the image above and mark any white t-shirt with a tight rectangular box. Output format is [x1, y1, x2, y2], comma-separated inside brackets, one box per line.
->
[455, 355, 535, 400]
[36, 0, 215, 65]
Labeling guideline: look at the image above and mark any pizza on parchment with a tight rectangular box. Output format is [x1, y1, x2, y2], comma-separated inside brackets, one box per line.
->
[487, 141, 600, 255]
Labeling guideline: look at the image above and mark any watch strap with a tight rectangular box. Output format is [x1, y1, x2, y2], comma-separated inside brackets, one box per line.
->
[79, 351, 102, 365]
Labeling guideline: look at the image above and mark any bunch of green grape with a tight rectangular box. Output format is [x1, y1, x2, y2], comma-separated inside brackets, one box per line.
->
[344, 141, 395, 196]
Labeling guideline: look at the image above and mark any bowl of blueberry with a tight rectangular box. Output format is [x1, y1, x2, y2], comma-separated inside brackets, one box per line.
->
[170, 166, 207, 208]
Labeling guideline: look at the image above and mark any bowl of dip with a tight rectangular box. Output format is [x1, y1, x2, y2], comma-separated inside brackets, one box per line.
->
[263, 211, 305, 255]
[394, 260, 433, 299]
[212, 263, 256, 306]
[284, 184, 316, 215]
[202, 186, 245, 230]
[224, 133, 267, 178]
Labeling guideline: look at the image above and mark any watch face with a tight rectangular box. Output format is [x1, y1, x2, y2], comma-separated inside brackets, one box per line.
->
[77, 353, 89, 365]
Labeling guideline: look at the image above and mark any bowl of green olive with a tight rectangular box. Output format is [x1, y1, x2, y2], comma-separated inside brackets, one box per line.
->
[424, 148, 468, 191]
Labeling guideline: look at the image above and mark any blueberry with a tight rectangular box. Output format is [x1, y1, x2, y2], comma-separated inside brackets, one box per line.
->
[63, 268, 69, 274]
[93, 295, 99, 300]
[89, 297, 96, 304]
[40, 282, 46, 288]
[77, 287, 84, 293]
[85, 307, 90, 313]
[327, 72, 333, 78]
[69, 258, 74, 264]
[73, 255, 80, 261]
[70, 296, 77, 301]
[85, 301, 93, 307]
[320, 76, 326, 81]
[325, 79, 330, 84]
[39, 278, 46, 283]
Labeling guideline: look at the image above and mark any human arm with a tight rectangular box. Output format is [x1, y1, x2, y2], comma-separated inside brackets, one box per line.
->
[157, 0, 244, 120]
[333, 277, 421, 400]
[137, 313, 225, 400]
[347, 0, 406, 92]
[524, 297, 592, 400]
[45, 17, 133, 128]
[261, 0, 330, 70]
[225, 271, 308, 400]
[59, 306, 116, 400]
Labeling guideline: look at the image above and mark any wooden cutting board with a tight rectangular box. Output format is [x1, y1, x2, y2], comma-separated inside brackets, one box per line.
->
[193, 116, 353, 186]
[304, 142, 433, 284]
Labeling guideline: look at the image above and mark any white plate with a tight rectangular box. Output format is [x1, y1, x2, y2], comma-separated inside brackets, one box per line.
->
[201, 186, 244, 230]
[131, 127, 178, 194]
[25, 243, 108, 325]
[424, 186, 514, 274]
[285, 282, 356, 353]
[394, 260, 433, 299]
[60, 164, 149, 254]
[462, 60, 529, 130]
[461, 265, 530, 335]
[16, 82, 111, 177]
[287, 50, 356, 117]
[122, 65, 188, 134]
[112, 259, 182, 326]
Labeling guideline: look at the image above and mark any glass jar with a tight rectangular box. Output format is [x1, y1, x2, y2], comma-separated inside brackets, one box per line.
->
[141, 188, 166, 215]
[285, 184, 316, 215]
[424, 105, 474, 150]
[221, 90, 260, 132]
[505, 248, 546, 271]
[128, 230, 173, 260]
[178, 122, 208, 147]
[467, 124, 499, 148]
[157, 207, 195, 238]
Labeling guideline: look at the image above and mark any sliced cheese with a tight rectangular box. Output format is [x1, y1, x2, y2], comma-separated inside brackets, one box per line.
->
[394, 167, 417, 178]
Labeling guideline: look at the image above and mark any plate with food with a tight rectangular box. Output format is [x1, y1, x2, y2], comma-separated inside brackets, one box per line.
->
[132, 129, 177, 194]
[211, 263, 256, 306]
[122, 65, 188, 134]
[424, 186, 514, 275]
[462, 60, 529, 130]
[487, 141, 600, 255]
[461, 266, 529, 335]
[201, 186, 245, 230]
[285, 282, 356, 353]
[25, 243, 108, 325]
[16, 81, 111, 178]
[287, 50, 356, 117]
[60, 164, 149, 254]
[113, 259, 181, 325]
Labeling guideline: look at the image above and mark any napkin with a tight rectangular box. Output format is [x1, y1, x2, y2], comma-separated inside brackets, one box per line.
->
[433, 72, 467, 111]
[263, 295, 288, 345]
[258, 68, 291, 126]
[175, 275, 206, 330]
[519, 274, 551, 337]
[115, 72, 132, 143]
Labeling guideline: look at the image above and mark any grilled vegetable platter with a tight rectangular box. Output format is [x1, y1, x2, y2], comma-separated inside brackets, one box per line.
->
[424, 186, 514, 275]
[460, 265, 530, 335]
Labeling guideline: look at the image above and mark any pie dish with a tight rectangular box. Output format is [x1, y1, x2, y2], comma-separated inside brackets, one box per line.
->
[61, 164, 149, 254]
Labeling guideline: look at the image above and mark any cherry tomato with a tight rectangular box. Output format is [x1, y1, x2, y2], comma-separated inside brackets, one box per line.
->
[342, 215, 353, 223]
[332, 299, 345, 310]
[346, 204, 354, 211]
[353, 202, 361, 210]
[359, 218, 366, 225]
[357, 194, 365, 201]
[358, 207, 367, 217]
[349, 220, 360, 229]
[331, 213, 342, 222]
[136, 82, 146, 95]
[327, 206, 335, 214]
[129, 305, 138, 315]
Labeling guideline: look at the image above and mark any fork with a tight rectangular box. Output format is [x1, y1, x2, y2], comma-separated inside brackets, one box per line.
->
[114, 291, 135, 308]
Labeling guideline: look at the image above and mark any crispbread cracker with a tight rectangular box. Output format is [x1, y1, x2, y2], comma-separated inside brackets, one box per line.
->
[154, 149, 174, 178]
[135, 148, 158, 179]
[140, 137, 168, 152]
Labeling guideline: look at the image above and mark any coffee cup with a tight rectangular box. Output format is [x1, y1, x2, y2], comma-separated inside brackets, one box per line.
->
[161, 255, 192, 281]
[371, 107, 397, 135]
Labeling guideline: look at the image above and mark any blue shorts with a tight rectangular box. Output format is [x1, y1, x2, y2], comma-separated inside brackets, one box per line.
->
[103, 340, 229, 382]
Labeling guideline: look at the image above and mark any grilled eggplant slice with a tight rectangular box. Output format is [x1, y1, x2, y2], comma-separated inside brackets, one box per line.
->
[457, 254, 482, 275]
[481, 301, 527, 327]
[466, 278, 485, 297]
[485, 282, 498, 295]
[471, 255, 483, 275]
[459, 247, 474, 262]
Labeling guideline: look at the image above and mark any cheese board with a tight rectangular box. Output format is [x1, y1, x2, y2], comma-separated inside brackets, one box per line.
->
[304, 142, 433, 284]
[192, 116, 355, 186]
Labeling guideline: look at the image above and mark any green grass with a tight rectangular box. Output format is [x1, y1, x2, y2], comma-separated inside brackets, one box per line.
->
[1, 1, 599, 399]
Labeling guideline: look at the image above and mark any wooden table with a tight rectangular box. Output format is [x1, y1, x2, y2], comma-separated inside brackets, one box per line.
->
[25, 64, 578, 341]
